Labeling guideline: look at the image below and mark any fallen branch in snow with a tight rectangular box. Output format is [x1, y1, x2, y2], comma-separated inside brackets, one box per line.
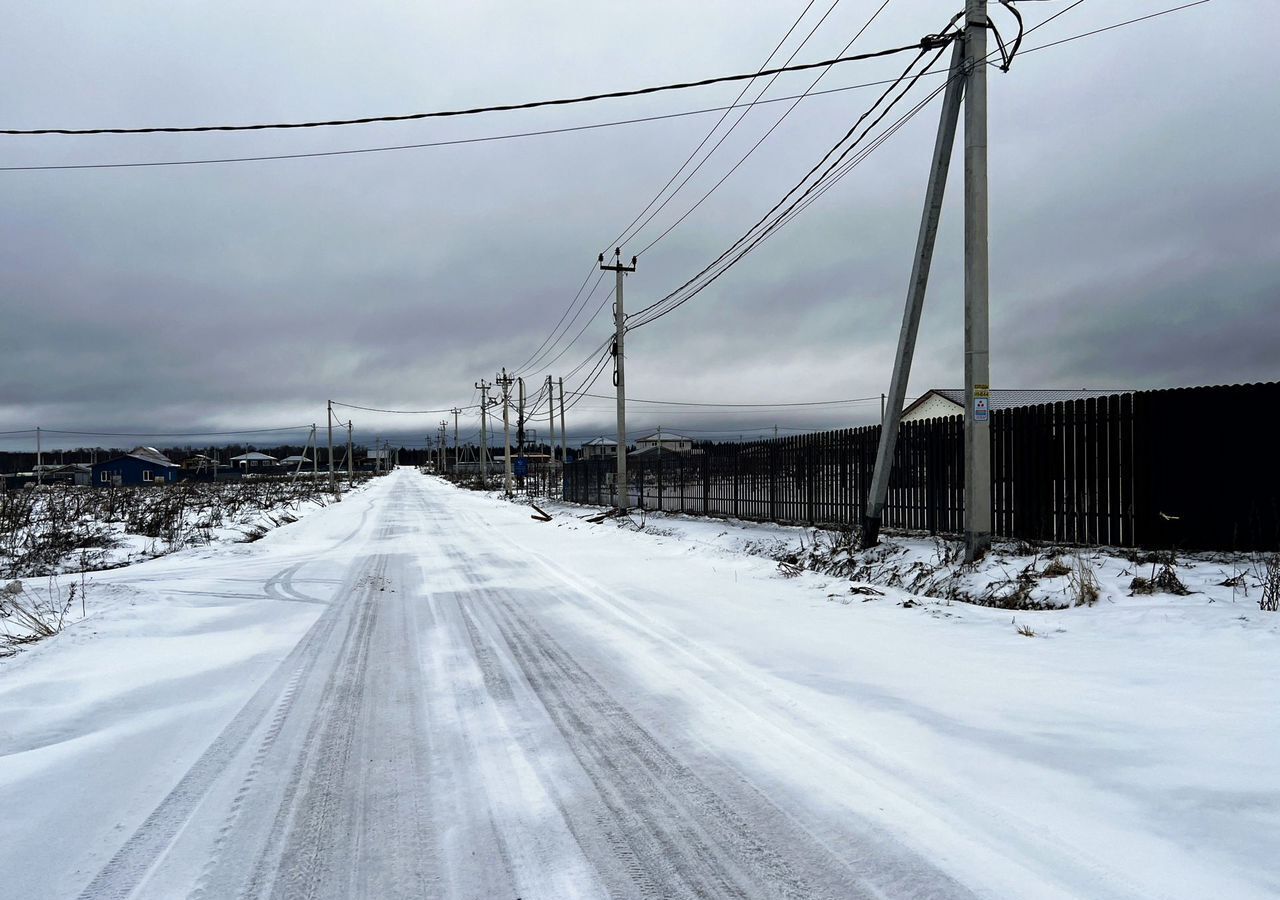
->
[530, 505, 552, 522]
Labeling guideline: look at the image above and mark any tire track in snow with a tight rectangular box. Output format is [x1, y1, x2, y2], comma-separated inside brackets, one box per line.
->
[74, 555, 378, 900]
[482, 591, 830, 900]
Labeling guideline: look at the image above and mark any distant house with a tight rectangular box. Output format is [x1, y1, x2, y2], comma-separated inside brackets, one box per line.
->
[38, 464, 92, 486]
[91, 447, 180, 486]
[181, 454, 219, 472]
[279, 454, 312, 467]
[580, 437, 619, 460]
[231, 452, 278, 470]
[633, 430, 694, 453]
[899, 389, 1129, 423]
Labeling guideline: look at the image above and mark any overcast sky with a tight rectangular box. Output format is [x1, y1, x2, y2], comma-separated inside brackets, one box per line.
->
[2, 0, 1276, 450]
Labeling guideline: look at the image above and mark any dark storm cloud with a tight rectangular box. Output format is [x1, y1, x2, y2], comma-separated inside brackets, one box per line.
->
[1, 1, 1276, 449]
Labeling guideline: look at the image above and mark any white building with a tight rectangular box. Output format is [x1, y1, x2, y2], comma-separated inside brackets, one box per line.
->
[899, 389, 1128, 423]
[633, 430, 693, 453]
[230, 451, 278, 469]
[579, 437, 618, 459]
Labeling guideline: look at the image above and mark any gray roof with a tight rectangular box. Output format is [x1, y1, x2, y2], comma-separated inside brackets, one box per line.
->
[231, 452, 278, 462]
[908, 388, 1131, 416]
[125, 446, 178, 467]
[635, 430, 692, 442]
[581, 437, 617, 446]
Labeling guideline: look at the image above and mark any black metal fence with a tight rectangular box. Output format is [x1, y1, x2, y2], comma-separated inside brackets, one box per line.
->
[563, 382, 1279, 552]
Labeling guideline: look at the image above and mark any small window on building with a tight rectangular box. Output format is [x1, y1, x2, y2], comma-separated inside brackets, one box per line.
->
[142, 470, 154, 483]
[100, 471, 109, 483]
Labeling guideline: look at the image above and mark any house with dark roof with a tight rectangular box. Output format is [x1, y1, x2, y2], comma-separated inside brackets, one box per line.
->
[899, 389, 1129, 423]
[91, 447, 180, 486]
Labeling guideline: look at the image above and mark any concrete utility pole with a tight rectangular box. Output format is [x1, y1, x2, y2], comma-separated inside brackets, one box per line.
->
[600, 249, 636, 510]
[496, 369, 514, 496]
[36, 427, 42, 485]
[475, 380, 491, 484]
[546, 376, 556, 463]
[963, 0, 992, 562]
[327, 400, 336, 493]
[862, 35, 966, 549]
[517, 377, 526, 459]
[451, 406, 461, 473]
[346, 421, 354, 486]
[558, 377, 567, 468]
[439, 420, 448, 473]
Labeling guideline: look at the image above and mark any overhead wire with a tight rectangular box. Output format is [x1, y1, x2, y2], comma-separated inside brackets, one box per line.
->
[626, 32, 953, 330]
[511, 261, 600, 375]
[515, 270, 609, 378]
[631, 0, 897, 257]
[331, 401, 478, 414]
[1, 43, 929, 136]
[604, 0, 823, 252]
[0, 3, 1205, 176]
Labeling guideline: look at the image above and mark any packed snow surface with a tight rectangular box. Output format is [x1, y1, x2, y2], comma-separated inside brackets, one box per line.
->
[0, 468, 1275, 899]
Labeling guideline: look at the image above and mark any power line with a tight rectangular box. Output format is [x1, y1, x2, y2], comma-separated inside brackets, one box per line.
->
[568, 392, 888, 408]
[511, 262, 600, 376]
[0, 77, 940, 173]
[631, 0, 897, 257]
[607, 0, 828, 251]
[32, 425, 314, 438]
[627, 34, 951, 331]
[1013, 0, 1210, 57]
[0, 4, 1202, 175]
[1, 43, 927, 136]
[331, 401, 478, 414]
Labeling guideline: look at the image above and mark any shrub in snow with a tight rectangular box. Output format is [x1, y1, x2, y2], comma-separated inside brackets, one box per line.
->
[1261, 555, 1279, 613]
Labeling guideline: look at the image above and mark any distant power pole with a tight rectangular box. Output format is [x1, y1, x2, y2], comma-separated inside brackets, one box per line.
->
[36, 426, 42, 485]
[327, 400, 337, 493]
[450, 406, 461, 473]
[517, 376, 526, 459]
[558, 377, 568, 467]
[600, 249, 636, 510]
[963, 0, 992, 562]
[546, 375, 556, 463]
[346, 420, 354, 486]
[475, 379, 491, 484]
[496, 368, 515, 496]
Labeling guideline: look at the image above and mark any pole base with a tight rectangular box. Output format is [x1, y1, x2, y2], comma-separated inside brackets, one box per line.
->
[861, 515, 882, 549]
[964, 531, 991, 563]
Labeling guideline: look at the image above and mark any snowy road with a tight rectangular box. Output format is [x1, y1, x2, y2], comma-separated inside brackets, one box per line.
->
[1, 469, 1275, 899]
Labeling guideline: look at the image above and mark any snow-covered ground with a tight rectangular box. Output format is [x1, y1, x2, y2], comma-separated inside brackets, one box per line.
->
[0, 469, 1275, 899]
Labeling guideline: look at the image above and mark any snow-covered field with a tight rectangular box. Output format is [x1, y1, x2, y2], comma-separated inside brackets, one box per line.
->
[0, 479, 366, 653]
[0, 468, 1275, 899]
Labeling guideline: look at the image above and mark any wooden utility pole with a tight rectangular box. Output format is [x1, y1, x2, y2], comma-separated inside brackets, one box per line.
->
[600, 249, 636, 510]
[963, 0, 992, 562]
[862, 35, 966, 548]
[496, 369, 514, 496]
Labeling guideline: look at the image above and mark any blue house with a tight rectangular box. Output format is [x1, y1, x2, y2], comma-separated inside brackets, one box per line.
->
[91, 447, 180, 486]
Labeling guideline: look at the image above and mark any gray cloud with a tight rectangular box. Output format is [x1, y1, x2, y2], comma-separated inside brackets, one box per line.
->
[1, 1, 1276, 449]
